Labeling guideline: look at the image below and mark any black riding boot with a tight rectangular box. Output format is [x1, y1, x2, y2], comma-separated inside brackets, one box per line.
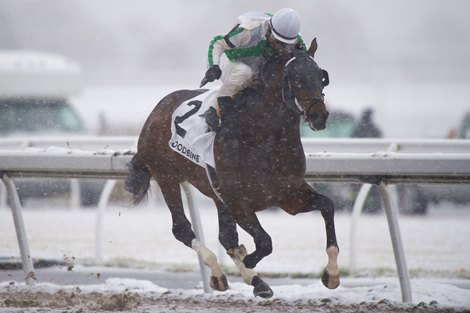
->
[204, 107, 220, 132]
[203, 96, 233, 132]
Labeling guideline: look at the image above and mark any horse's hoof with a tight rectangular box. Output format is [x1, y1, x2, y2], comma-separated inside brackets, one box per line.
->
[210, 274, 229, 291]
[252, 276, 273, 298]
[321, 268, 340, 289]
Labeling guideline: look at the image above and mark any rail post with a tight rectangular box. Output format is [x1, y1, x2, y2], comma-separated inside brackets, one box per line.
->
[181, 182, 212, 294]
[379, 181, 412, 303]
[1, 173, 36, 285]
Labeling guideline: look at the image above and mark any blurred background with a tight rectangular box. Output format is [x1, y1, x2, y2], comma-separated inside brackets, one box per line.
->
[1, 0, 470, 137]
[1, 0, 470, 213]
[1, 1, 470, 287]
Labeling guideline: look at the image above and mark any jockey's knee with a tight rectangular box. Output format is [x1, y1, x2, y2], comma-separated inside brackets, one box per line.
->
[220, 62, 253, 94]
[232, 63, 253, 86]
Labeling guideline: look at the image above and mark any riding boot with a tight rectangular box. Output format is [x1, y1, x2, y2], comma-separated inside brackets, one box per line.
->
[204, 96, 233, 132]
[203, 106, 220, 132]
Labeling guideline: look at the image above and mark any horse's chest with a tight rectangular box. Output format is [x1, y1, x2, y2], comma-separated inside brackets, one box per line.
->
[216, 128, 305, 195]
[246, 142, 306, 180]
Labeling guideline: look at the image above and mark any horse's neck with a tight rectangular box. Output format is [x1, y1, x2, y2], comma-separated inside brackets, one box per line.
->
[226, 54, 300, 139]
[259, 54, 285, 93]
[258, 56, 299, 131]
[243, 90, 299, 143]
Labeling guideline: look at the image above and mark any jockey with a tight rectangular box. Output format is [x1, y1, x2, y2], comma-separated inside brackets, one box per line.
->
[201, 8, 303, 131]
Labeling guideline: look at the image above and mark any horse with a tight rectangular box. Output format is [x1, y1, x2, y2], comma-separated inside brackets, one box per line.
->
[125, 38, 339, 298]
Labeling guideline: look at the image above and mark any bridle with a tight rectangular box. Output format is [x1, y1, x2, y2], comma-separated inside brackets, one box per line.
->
[281, 56, 327, 123]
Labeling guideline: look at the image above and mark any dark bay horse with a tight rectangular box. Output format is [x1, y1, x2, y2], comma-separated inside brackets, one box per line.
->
[125, 38, 339, 298]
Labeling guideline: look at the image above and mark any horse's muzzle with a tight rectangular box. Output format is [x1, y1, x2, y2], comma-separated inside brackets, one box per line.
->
[307, 110, 329, 131]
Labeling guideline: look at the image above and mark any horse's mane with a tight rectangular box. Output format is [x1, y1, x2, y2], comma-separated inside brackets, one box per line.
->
[224, 45, 311, 121]
[257, 44, 310, 84]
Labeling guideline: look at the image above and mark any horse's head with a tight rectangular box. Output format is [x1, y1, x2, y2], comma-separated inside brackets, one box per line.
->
[282, 38, 330, 131]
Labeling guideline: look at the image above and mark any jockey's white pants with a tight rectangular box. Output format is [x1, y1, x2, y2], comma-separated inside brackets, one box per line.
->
[209, 62, 254, 113]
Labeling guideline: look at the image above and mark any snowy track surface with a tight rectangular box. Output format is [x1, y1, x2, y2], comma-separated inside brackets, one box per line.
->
[1, 203, 469, 312]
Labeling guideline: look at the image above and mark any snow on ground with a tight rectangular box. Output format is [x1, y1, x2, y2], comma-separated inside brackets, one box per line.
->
[1, 197, 470, 311]
[1, 278, 469, 312]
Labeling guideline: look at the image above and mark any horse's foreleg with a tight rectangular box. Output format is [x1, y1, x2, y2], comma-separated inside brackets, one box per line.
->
[323, 244, 340, 289]
[280, 184, 340, 290]
[311, 191, 340, 289]
[227, 245, 273, 298]
[217, 204, 273, 298]
[217, 209, 258, 286]
[230, 210, 273, 269]
[233, 210, 274, 298]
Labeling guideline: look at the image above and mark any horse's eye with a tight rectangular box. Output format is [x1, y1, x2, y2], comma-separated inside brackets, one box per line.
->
[321, 69, 330, 87]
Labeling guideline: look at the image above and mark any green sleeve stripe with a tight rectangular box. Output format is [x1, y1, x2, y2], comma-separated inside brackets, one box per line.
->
[207, 27, 246, 66]
[208, 35, 225, 67]
[224, 40, 267, 61]
[226, 27, 244, 38]
[224, 27, 244, 48]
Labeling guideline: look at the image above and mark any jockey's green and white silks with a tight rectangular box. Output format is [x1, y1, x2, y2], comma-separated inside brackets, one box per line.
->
[207, 12, 271, 67]
[205, 12, 304, 111]
[207, 11, 304, 67]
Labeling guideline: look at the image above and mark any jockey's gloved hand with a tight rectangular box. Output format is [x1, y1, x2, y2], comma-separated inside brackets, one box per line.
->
[200, 65, 221, 87]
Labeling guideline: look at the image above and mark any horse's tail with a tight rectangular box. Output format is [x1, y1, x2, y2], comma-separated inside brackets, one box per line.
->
[125, 154, 152, 206]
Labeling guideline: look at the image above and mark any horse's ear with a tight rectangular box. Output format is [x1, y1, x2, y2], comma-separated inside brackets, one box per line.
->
[308, 38, 318, 58]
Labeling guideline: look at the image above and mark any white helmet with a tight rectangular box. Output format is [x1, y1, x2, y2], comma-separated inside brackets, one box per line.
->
[270, 8, 301, 44]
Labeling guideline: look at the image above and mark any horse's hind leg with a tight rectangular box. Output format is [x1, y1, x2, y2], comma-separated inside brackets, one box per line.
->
[191, 238, 228, 291]
[156, 174, 227, 291]
[217, 204, 273, 298]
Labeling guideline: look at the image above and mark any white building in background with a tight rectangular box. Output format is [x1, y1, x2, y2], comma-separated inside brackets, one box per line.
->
[0, 51, 86, 136]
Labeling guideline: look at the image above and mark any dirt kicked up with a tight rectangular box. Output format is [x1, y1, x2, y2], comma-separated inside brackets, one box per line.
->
[1, 289, 467, 313]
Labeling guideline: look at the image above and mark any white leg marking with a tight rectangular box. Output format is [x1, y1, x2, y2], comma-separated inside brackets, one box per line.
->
[192, 239, 224, 277]
[228, 245, 256, 285]
[326, 245, 340, 288]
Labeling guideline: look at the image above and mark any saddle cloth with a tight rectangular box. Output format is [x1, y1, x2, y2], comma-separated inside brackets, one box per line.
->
[169, 88, 218, 168]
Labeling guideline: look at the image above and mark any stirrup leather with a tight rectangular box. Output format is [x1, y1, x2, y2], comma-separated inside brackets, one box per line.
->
[206, 164, 220, 190]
